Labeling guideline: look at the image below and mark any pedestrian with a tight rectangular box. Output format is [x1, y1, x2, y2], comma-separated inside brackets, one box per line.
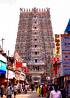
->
[49, 84, 62, 98]
[36, 85, 40, 97]
[40, 85, 43, 97]
[60, 87, 66, 98]
[22, 83, 25, 92]
[0, 84, 4, 98]
[43, 84, 47, 97]
[24, 84, 28, 94]
[41, 84, 43, 97]
[6, 83, 13, 98]
[31, 83, 34, 91]
[13, 84, 17, 98]
[46, 85, 51, 98]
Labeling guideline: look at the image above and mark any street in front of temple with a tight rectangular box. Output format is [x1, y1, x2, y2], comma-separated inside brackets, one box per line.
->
[3, 91, 45, 98]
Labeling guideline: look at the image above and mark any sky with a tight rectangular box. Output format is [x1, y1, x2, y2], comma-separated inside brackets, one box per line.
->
[0, 0, 70, 56]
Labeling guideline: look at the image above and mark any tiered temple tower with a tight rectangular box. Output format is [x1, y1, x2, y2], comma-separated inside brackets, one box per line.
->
[15, 8, 54, 82]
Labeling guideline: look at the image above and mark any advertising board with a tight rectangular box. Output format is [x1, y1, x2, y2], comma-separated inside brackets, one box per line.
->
[61, 34, 70, 75]
[0, 60, 7, 74]
[0, 54, 7, 74]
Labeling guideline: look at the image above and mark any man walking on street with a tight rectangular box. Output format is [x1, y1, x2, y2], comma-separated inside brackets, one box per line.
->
[0, 84, 4, 98]
[49, 85, 62, 98]
[6, 83, 13, 98]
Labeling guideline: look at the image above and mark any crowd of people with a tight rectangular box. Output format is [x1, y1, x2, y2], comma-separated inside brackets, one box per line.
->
[36, 83, 67, 98]
[0, 81, 30, 98]
[0, 82, 17, 98]
[0, 81, 67, 98]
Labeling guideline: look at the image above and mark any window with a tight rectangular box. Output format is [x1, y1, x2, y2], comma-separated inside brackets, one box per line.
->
[34, 21, 37, 23]
[35, 52, 37, 55]
[34, 27, 37, 29]
[35, 59, 37, 63]
[38, 66, 39, 71]
[34, 39, 37, 41]
[34, 32, 37, 34]
[35, 45, 37, 47]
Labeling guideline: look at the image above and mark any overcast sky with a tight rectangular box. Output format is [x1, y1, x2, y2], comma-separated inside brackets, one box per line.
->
[0, 0, 70, 56]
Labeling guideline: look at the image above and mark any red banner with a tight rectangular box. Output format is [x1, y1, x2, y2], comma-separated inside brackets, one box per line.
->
[15, 60, 22, 68]
[23, 67, 29, 73]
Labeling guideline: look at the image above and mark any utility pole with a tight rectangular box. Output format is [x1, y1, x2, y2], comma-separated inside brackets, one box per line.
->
[6, 50, 9, 97]
[7, 50, 9, 80]
[1, 38, 5, 50]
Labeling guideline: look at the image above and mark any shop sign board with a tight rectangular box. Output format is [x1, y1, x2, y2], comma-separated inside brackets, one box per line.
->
[0, 60, 7, 74]
[61, 34, 70, 75]
[0, 54, 7, 74]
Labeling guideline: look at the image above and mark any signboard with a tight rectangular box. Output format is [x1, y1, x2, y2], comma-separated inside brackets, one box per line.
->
[61, 34, 70, 75]
[0, 60, 7, 74]
[0, 54, 7, 63]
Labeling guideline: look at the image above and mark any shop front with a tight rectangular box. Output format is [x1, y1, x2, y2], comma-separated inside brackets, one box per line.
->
[54, 75, 70, 98]
[0, 54, 7, 84]
[6, 70, 15, 85]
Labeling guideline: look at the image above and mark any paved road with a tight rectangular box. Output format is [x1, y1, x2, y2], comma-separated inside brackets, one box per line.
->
[16, 91, 45, 98]
[16, 92, 38, 98]
[3, 91, 46, 98]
